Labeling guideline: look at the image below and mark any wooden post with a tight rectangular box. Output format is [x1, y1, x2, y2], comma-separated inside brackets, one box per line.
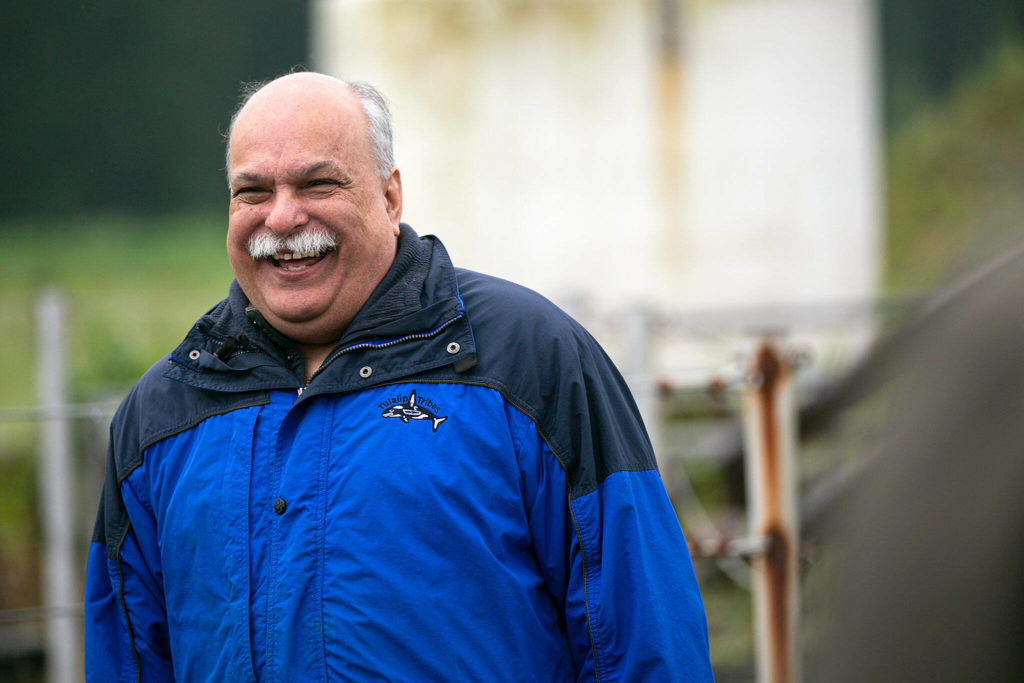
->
[35, 288, 81, 683]
[742, 339, 800, 683]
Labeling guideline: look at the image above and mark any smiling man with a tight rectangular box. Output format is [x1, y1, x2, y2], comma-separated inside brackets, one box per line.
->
[84, 72, 713, 682]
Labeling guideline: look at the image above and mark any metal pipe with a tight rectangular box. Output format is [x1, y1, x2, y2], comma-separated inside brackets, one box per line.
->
[35, 289, 82, 683]
[742, 340, 800, 683]
[0, 402, 117, 423]
[0, 604, 84, 626]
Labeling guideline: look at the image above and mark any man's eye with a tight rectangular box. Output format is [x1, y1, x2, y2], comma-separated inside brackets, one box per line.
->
[233, 187, 269, 200]
[307, 179, 337, 189]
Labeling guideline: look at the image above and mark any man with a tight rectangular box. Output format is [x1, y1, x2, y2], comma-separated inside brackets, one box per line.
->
[84, 72, 713, 681]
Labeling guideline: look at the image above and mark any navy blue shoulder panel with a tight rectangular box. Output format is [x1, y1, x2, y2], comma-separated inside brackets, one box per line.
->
[421, 268, 657, 501]
[91, 354, 268, 557]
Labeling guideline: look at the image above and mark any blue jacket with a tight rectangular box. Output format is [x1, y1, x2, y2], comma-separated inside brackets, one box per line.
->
[84, 225, 713, 682]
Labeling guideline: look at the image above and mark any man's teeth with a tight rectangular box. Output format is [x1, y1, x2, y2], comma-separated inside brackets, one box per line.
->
[272, 250, 319, 261]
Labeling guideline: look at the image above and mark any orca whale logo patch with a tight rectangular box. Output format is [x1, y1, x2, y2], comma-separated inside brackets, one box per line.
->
[379, 390, 448, 433]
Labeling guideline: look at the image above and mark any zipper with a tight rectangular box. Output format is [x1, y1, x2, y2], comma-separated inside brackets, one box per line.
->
[305, 312, 465, 387]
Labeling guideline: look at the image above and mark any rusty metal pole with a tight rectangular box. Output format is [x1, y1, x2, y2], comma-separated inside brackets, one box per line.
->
[741, 340, 801, 683]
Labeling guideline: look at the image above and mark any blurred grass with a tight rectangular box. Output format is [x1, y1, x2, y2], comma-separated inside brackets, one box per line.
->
[702, 571, 754, 680]
[0, 213, 232, 408]
[886, 42, 1024, 292]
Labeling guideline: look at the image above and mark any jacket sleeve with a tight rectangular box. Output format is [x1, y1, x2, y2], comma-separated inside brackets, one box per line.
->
[84, 413, 174, 682]
[508, 310, 713, 681]
[519, 423, 713, 682]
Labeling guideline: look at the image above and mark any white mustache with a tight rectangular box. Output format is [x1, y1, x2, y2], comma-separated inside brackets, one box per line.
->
[247, 228, 338, 260]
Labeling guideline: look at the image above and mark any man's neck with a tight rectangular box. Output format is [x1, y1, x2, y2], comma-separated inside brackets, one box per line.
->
[298, 343, 335, 384]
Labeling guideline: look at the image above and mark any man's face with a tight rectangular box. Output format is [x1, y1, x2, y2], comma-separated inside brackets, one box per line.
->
[226, 76, 402, 347]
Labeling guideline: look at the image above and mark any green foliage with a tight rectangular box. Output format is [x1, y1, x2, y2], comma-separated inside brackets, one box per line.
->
[885, 43, 1024, 292]
[0, 214, 232, 407]
[701, 571, 753, 676]
[0, 456, 39, 610]
[881, 0, 1024, 129]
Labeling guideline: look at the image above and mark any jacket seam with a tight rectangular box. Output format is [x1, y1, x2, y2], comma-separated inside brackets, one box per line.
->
[122, 473, 156, 522]
[114, 531, 142, 683]
[137, 398, 271, 455]
[567, 504, 602, 683]
[162, 371, 298, 394]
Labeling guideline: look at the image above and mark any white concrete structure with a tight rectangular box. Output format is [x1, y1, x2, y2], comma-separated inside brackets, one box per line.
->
[680, 0, 881, 313]
[312, 0, 881, 366]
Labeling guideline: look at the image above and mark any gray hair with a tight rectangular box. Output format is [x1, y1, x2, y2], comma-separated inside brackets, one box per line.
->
[347, 80, 395, 179]
[225, 74, 395, 180]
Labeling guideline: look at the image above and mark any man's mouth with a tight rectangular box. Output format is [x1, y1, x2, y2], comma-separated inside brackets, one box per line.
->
[247, 228, 339, 271]
[270, 248, 333, 272]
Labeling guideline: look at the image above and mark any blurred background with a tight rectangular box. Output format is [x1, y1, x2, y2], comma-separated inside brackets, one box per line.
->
[1, 0, 1022, 680]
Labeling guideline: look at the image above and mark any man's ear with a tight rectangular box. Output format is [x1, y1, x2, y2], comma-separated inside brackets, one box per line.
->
[384, 168, 403, 234]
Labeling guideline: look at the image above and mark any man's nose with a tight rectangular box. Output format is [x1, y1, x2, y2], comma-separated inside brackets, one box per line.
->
[264, 191, 308, 234]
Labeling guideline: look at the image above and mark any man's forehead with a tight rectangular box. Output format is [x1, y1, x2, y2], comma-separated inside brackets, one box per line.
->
[227, 79, 367, 174]
[252, 72, 353, 102]
[234, 75, 360, 132]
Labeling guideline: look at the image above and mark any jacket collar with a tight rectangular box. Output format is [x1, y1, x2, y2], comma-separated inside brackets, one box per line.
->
[164, 223, 475, 393]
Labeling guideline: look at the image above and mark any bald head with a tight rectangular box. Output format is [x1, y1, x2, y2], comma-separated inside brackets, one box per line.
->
[226, 72, 395, 180]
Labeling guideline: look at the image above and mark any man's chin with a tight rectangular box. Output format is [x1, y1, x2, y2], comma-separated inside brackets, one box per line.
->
[259, 306, 346, 345]
[265, 308, 328, 329]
